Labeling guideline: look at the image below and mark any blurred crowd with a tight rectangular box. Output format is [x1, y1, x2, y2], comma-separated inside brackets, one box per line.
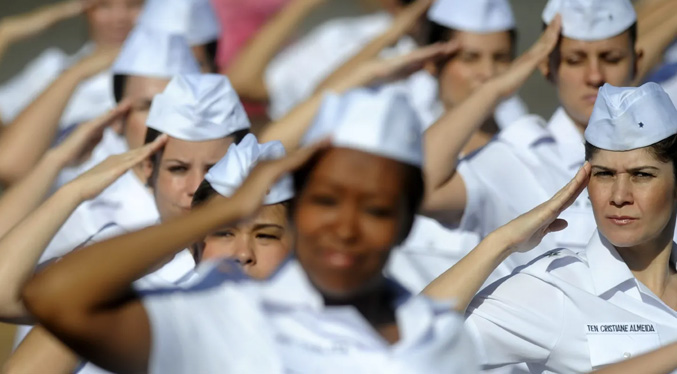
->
[0, 0, 677, 373]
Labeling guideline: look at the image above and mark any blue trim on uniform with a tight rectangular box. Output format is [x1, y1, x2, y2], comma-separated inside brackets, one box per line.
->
[645, 62, 677, 84]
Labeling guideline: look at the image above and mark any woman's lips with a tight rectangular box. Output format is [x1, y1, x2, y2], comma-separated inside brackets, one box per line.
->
[322, 250, 356, 269]
[583, 93, 598, 104]
[607, 216, 638, 226]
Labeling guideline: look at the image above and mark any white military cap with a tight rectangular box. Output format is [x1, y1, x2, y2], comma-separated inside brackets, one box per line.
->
[112, 25, 200, 78]
[302, 88, 423, 167]
[585, 83, 677, 151]
[428, 0, 515, 33]
[138, 0, 221, 46]
[205, 134, 293, 205]
[146, 73, 251, 141]
[542, 0, 636, 41]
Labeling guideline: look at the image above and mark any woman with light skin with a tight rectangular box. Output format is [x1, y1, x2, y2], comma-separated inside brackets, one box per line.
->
[190, 134, 294, 280]
[21, 88, 479, 374]
[423, 82, 677, 372]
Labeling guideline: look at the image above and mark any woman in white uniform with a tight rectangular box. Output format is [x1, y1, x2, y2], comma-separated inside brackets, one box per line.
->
[23, 88, 479, 374]
[424, 82, 677, 372]
[422, 0, 645, 283]
[191, 134, 294, 279]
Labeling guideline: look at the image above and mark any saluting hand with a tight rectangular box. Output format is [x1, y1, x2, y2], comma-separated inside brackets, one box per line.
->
[490, 14, 562, 99]
[67, 134, 168, 201]
[229, 139, 331, 217]
[0, 0, 92, 44]
[51, 100, 132, 168]
[70, 45, 120, 80]
[493, 162, 591, 254]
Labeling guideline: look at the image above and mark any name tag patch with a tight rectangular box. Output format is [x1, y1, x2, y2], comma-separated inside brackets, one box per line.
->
[586, 323, 656, 334]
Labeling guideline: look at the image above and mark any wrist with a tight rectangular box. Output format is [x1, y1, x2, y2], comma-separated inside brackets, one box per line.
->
[482, 231, 517, 263]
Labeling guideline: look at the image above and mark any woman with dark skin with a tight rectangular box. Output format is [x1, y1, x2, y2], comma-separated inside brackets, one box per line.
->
[22, 89, 478, 373]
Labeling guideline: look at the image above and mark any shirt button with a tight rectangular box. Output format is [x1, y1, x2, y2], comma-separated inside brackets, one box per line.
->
[623, 352, 632, 359]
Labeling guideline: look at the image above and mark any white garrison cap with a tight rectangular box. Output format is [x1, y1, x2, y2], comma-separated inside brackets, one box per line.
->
[111, 26, 200, 78]
[585, 83, 677, 151]
[302, 88, 423, 167]
[138, 0, 220, 46]
[428, 0, 515, 33]
[146, 73, 251, 141]
[542, 0, 636, 41]
[205, 134, 293, 205]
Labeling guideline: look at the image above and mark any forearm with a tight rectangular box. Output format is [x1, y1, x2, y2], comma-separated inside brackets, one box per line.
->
[260, 64, 375, 151]
[0, 150, 65, 238]
[0, 67, 84, 185]
[635, 6, 677, 82]
[3, 326, 79, 374]
[591, 342, 677, 374]
[23, 197, 244, 323]
[0, 183, 82, 323]
[424, 81, 502, 195]
[636, 0, 674, 38]
[226, 0, 321, 101]
[423, 232, 512, 311]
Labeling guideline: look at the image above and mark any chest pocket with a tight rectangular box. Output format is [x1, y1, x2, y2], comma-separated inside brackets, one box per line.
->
[586, 324, 661, 369]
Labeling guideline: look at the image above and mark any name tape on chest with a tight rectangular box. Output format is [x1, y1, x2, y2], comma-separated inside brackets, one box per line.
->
[586, 323, 657, 334]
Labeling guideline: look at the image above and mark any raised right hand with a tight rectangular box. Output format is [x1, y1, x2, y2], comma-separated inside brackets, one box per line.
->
[0, 1, 90, 44]
[68, 134, 168, 201]
[71, 45, 120, 79]
[490, 14, 562, 99]
[492, 162, 591, 254]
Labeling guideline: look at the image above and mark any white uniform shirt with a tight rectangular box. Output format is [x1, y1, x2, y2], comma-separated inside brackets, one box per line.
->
[458, 110, 596, 283]
[466, 231, 677, 373]
[143, 259, 479, 374]
[0, 43, 114, 129]
[40, 170, 159, 262]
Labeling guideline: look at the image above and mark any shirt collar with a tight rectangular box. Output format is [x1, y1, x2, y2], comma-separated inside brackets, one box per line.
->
[586, 230, 677, 297]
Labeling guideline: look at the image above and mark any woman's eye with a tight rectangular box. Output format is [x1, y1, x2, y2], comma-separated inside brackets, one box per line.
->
[214, 231, 234, 238]
[633, 172, 654, 178]
[256, 234, 279, 240]
[168, 166, 188, 173]
[310, 195, 337, 206]
[366, 207, 394, 218]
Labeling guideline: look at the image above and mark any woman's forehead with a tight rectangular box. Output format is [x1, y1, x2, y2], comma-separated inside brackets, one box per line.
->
[590, 147, 668, 168]
[307, 148, 409, 193]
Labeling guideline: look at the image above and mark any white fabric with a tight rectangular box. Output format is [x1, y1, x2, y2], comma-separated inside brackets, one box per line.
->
[143, 259, 479, 374]
[457, 111, 596, 284]
[386, 215, 481, 293]
[0, 44, 114, 129]
[585, 83, 677, 151]
[466, 231, 677, 372]
[427, 0, 515, 33]
[542, 0, 636, 41]
[205, 134, 293, 204]
[137, 0, 220, 46]
[112, 26, 201, 78]
[56, 128, 130, 188]
[265, 13, 391, 120]
[147, 73, 250, 141]
[303, 88, 423, 167]
[40, 171, 159, 262]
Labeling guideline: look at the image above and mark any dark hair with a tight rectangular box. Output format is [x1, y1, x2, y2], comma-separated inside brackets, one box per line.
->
[585, 134, 677, 179]
[204, 40, 219, 73]
[143, 127, 250, 188]
[545, 22, 638, 81]
[113, 74, 127, 103]
[427, 22, 518, 57]
[290, 150, 425, 246]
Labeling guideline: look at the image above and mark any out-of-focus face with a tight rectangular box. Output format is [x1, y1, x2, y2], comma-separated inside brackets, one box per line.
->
[293, 148, 412, 299]
[201, 204, 293, 279]
[549, 31, 637, 127]
[153, 137, 233, 221]
[86, 0, 144, 46]
[588, 148, 677, 249]
[120, 76, 170, 150]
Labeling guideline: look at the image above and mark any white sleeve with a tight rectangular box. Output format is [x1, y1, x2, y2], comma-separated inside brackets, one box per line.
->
[0, 48, 66, 123]
[464, 273, 565, 369]
[457, 160, 493, 237]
